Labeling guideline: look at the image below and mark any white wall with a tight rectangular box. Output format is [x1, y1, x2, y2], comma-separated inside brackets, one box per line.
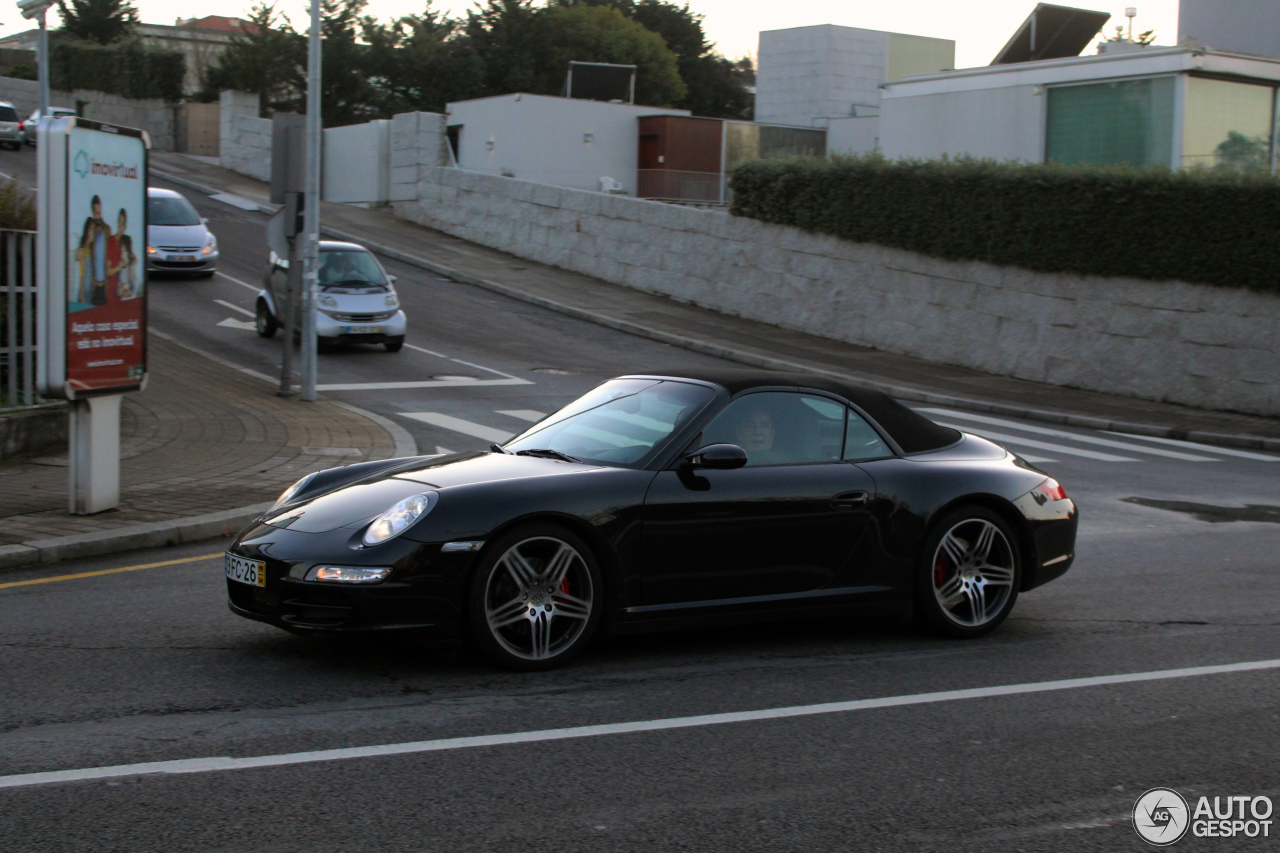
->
[1179, 0, 1280, 58]
[826, 116, 881, 155]
[880, 86, 1044, 162]
[323, 120, 391, 203]
[756, 26, 888, 128]
[218, 91, 270, 182]
[446, 94, 688, 195]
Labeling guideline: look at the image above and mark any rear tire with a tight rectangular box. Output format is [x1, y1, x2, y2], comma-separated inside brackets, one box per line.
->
[255, 300, 278, 339]
[384, 336, 404, 353]
[468, 524, 603, 671]
[914, 505, 1021, 639]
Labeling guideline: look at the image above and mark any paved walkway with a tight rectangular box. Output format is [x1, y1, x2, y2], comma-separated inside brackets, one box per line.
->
[153, 151, 1280, 447]
[0, 334, 403, 551]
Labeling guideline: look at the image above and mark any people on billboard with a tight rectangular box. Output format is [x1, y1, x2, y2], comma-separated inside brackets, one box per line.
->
[110, 208, 138, 300]
[74, 195, 110, 308]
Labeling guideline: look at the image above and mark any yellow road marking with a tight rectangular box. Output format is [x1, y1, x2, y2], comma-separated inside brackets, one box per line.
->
[0, 553, 223, 590]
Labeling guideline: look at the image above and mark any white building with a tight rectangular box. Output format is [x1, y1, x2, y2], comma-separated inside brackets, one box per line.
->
[445, 93, 689, 196]
[877, 46, 1280, 172]
[754, 24, 955, 154]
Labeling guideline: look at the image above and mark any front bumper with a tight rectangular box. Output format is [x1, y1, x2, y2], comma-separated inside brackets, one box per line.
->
[148, 249, 218, 273]
[224, 520, 473, 635]
[315, 309, 406, 343]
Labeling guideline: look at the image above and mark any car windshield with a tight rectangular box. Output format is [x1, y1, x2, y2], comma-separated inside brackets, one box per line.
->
[0, 106, 19, 122]
[317, 250, 388, 287]
[148, 195, 201, 226]
[503, 379, 716, 468]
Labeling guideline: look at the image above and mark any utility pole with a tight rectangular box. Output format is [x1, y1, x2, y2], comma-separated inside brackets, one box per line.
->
[300, 0, 322, 401]
[16, 0, 51, 116]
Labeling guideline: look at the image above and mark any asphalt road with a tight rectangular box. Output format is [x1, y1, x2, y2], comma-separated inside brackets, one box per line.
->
[2, 144, 1278, 851]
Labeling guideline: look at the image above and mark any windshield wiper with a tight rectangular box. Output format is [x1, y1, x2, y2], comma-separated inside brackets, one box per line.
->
[514, 448, 581, 463]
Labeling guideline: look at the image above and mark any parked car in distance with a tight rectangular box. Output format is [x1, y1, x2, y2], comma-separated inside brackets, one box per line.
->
[0, 102, 23, 150]
[23, 106, 77, 145]
[257, 240, 406, 352]
[146, 187, 218, 277]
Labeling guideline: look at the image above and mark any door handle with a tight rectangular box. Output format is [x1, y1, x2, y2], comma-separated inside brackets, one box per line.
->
[831, 490, 869, 509]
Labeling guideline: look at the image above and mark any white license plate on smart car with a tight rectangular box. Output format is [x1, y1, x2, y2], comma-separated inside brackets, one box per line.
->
[344, 325, 382, 334]
[225, 553, 266, 587]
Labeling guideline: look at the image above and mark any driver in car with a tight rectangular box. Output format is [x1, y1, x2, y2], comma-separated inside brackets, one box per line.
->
[319, 253, 363, 285]
[735, 406, 785, 466]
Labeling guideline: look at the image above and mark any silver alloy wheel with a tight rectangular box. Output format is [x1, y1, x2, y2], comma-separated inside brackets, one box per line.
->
[930, 518, 1016, 628]
[483, 535, 594, 662]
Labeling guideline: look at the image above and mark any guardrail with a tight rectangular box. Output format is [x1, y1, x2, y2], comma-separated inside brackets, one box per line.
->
[1, 229, 39, 412]
[636, 169, 730, 205]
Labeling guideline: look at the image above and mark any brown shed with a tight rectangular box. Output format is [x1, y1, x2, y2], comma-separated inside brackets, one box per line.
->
[637, 115, 724, 201]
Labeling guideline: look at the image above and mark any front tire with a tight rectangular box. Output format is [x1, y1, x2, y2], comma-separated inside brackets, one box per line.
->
[914, 506, 1021, 638]
[384, 335, 404, 352]
[255, 300, 278, 338]
[468, 525, 603, 671]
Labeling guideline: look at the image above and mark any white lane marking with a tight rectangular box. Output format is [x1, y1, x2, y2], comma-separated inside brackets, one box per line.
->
[933, 423, 1138, 462]
[398, 412, 513, 443]
[435, 445, 454, 455]
[920, 408, 1219, 462]
[214, 299, 254, 317]
[400, 342, 529, 383]
[209, 192, 260, 211]
[215, 271, 261, 293]
[1102, 431, 1280, 462]
[319, 378, 529, 392]
[2, 658, 1277, 790]
[496, 410, 547, 422]
[404, 342, 448, 358]
[216, 318, 256, 330]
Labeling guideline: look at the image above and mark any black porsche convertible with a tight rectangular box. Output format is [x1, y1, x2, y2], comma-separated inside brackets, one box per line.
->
[224, 370, 1077, 669]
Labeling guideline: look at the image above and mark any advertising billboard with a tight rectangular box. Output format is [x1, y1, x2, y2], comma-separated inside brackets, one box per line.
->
[38, 118, 149, 398]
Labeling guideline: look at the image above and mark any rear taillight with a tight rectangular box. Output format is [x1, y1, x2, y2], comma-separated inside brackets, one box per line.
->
[16, 122, 22, 131]
[1036, 478, 1067, 502]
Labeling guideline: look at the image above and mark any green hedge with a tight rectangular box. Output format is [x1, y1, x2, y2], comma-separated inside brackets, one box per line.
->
[729, 155, 1280, 293]
[51, 40, 185, 103]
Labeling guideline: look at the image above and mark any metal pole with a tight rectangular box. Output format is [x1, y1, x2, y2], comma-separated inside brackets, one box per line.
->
[299, 0, 321, 402]
[37, 10, 49, 115]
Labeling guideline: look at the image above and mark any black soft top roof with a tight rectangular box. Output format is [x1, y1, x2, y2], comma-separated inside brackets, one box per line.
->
[638, 369, 962, 454]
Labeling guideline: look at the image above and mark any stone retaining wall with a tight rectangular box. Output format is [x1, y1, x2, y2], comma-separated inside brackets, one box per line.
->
[0, 76, 175, 149]
[388, 113, 1280, 416]
[218, 91, 270, 182]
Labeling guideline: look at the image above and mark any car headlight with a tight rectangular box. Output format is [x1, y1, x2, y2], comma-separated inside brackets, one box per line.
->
[385, 294, 399, 308]
[305, 566, 391, 584]
[363, 492, 438, 546]
[272, 472, 316, 510]
[202, 233, 217, 254]
[317, 295, 338, 309]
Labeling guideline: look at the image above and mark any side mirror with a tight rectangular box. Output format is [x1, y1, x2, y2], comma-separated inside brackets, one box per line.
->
[683, 443, 747, 470]
[387, 275, 397, 284]
[201, 217, 209, 224]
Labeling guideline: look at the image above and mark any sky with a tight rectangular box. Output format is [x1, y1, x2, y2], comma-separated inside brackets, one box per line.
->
[1, 1, 1181, 70]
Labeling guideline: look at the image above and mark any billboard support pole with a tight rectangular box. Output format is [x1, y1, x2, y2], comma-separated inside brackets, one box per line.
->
[69, 394, 121, 514]
[299, 0, 321, 402]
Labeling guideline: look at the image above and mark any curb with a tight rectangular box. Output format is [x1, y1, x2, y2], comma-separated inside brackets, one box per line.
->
[0, 503, 273, 573]
[154, 167, 1280, 453]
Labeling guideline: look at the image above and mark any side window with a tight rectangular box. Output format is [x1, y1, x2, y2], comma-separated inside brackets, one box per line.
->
[700, 392, 846, 467]
[844, 408, 892, 461]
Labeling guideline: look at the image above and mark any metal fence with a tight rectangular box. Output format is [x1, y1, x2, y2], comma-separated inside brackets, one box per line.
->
[1, 230, 38, 412]
[636, 169, 731, 205]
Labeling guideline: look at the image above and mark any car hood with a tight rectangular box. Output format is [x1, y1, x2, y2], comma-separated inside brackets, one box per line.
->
[320, 291, 396, 312]
[267, 452, 603, 533]
[147, 223, 207, 247]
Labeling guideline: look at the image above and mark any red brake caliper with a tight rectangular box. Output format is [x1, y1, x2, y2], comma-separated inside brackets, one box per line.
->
[559, 577, 571, 595]
[933, 555, 948, 588]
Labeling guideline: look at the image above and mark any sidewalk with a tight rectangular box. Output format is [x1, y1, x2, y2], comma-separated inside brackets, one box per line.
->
[153, 151, 1280, 448]
[0, 333, 412, 569]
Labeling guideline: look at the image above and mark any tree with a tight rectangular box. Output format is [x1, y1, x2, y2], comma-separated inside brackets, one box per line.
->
[203, 4, 305, 113]
[56, 0, 139, 45]
[464, 0, 544, 97]
[362, 2, 485, 114]
[318, 0, 381, 126]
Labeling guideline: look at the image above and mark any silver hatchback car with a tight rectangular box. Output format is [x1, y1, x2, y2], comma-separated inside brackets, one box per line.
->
[23, 106, 77, 145]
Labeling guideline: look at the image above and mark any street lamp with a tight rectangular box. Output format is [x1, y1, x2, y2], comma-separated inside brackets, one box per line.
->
[1125, 7, 1137, 41]
[15, 0, 52, 116]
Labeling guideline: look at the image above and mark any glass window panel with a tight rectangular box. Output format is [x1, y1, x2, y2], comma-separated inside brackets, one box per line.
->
[700, 392, 845, 467]
[843, 409, 892, 461]
[1046, 77, 1175, 167]
[1182, 77, 1275, 172]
